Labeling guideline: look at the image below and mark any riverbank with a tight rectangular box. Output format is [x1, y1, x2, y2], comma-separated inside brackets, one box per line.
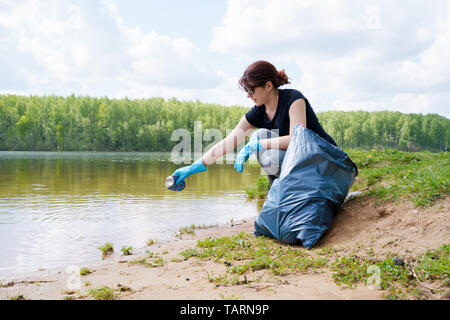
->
[1, 195, 448, 300]
[0, 217, 381, 300]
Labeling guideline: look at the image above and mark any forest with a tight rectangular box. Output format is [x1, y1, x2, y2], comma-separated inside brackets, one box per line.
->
[0, 94, 448, 152]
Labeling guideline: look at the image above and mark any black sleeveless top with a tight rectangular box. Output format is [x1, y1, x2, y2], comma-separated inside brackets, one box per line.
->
[244, 88, 337, 146]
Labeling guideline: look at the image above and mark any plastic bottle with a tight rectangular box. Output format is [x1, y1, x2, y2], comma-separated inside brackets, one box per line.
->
[165, 176, 186, 191]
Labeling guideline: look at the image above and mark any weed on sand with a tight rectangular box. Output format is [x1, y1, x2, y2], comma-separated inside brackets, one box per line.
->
[180, 231, 449, 300]
[245, 150, 449, 207]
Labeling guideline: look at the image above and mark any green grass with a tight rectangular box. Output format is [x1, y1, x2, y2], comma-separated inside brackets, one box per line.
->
[86, 284, 134, 300]
[129, 251, 165, 267]
[80, 267, 92, 276]
[414, 244, 450, 281]
[347, 149, 449, 206]
[178, 231, 449, 299]
[146, 238, 158, 246]
[97, 242, 114, 257]
[245, 176, 271, 199]
[179, 149, 449, 299]
[331, 244, 449, 300]
[89, 286, 117, 300]
[174, 223, 218, 237]
[219, 293, 241, 300]
[174, 225, 197, 237]
[120, 246, 133, 256]
[244, 149, 449, 207]
[180, 232, 328, 279]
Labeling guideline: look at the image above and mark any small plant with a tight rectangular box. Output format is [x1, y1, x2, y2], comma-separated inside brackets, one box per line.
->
[170, 257, 183, 262]
[80, 267, 92, 276]
[219, 293, 241, 300]
[414, 244, 449, 281]
[120, 246, 133, 256]
[89, 286, 117, 300]
[145, 250, 156, 257]
[146, 238, 157, 246]
[330, 244, 450, 300]
[318, 246, 335, 257]
[8, 294, 26, 300]
[174, 224, 217, 238]
[129, 251, 165, 267]
[174, 225, 197, 237]
[245, 176, 271, 200]
[98, 242, 114, 257]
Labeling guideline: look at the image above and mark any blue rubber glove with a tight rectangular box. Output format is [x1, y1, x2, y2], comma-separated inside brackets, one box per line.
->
[234, 135, 264, 173]
[172, 158, 207, 186]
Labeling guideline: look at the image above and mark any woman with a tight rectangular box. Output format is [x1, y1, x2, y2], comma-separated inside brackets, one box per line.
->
[169, 60, 337, 188]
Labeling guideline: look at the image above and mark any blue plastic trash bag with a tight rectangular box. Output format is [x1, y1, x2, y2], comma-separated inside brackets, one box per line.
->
[254, 124, 358, 249]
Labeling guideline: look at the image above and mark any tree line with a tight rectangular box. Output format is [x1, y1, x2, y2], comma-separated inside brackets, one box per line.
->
[0, 94, 448, 152]
[318, 110, 448, 151]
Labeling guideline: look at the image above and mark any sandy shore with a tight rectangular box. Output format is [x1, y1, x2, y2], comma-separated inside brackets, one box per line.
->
[1, 196, 448, 300]
[0, 216, 384, 300]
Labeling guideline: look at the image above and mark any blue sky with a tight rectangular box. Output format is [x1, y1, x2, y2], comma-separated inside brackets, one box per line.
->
[0, 0, 449, 117]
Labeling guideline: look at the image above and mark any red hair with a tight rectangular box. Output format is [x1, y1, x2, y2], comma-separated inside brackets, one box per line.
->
[239, 60, 290, 91]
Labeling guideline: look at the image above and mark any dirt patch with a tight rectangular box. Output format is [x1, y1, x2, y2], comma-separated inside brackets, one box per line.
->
[319, 196, 449, 258]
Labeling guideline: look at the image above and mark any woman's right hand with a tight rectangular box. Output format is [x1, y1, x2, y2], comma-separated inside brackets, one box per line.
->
[171, 158, 207, 186]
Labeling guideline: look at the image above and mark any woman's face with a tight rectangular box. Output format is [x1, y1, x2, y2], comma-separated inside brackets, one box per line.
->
[246, 82, 270, 106]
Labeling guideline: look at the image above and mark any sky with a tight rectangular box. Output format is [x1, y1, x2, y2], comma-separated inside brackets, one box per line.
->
[0, 0, 449, 118]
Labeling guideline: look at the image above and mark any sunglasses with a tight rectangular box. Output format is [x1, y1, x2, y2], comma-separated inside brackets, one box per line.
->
[244, 86, 258, 95]
[243, 81, 268, 95]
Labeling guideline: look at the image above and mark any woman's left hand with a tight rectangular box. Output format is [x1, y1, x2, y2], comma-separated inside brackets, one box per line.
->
[234, 135, 264, 173]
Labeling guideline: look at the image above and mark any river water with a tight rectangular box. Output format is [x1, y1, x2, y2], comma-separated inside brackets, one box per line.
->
[0, 152, 263, 279]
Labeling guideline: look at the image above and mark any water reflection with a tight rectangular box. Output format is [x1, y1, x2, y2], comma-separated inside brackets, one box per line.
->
[0, 152, 263, 278]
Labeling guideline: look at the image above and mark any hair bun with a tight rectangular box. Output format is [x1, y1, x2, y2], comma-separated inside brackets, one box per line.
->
[277, 69, 290, 86]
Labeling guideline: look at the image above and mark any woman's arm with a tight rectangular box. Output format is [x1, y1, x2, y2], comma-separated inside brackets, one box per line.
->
[202, 116, 255, 166]
[259, 99, 307, 150]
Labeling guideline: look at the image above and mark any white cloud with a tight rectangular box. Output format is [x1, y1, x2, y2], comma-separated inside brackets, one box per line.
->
[0, 0, 222, 98]
[211, 0, 450, 117]
[115, 70, 250, 108]
[210, 0, 371, 56]
[394, 17, 450, 92]
[1, 0, 449, 118]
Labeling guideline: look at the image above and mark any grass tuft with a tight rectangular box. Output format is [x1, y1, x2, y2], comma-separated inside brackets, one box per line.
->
[174, 224, 218, 238]
[120, 246, 133, 256]
[89, 286, 117, 300]
[179, 230, 449, 299]
[244, 150, 449, 207]
[98, 242, 114, 257]
[245, 176, 271, 199]
[348, 149, 449, 207]
[80, 267, 92, 276]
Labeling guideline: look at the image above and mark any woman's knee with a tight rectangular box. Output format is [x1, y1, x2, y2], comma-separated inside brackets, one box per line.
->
[251, 128, 284, 176]
[259, 149, 286, 176]
[251, 128, 278, 140]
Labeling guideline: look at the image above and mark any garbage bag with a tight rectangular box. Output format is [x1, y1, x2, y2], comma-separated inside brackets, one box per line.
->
[254, 124, 358, 249]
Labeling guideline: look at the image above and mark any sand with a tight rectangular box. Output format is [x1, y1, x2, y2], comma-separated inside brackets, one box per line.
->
[0, 196, 448, 300]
